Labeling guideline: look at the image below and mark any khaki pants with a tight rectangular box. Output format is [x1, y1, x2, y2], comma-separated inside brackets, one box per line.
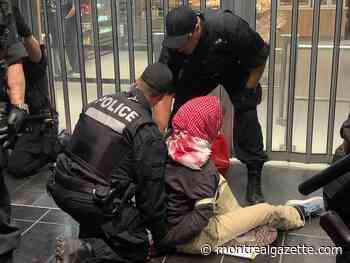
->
[177, 175, 304, 254]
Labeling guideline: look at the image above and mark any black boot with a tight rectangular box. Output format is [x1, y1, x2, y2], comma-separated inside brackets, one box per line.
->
[246, 163, 265, 204]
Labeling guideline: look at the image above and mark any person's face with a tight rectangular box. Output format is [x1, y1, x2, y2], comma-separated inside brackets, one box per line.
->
[176, 18, 201, 55]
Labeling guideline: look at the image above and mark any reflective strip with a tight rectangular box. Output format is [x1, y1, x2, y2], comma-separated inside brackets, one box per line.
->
[195, 197, 216, 207]
[85, 108, 126, 134]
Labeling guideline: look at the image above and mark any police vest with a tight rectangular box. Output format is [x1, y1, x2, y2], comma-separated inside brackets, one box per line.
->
[67, 92, 154, 185]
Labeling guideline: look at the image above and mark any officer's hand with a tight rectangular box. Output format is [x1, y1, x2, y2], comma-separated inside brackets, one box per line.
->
[12, 6, 32, 38]
[8, 106, 28, 134]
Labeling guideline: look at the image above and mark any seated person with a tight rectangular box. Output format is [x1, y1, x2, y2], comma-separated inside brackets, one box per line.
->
[162, 96, 324, 253]
[3, 6, 58, 177]
[48, 63, 173, 263]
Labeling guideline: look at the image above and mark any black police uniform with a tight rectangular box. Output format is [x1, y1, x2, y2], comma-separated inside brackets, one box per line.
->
[159, 9, 269, 199]
[48, 88, 168, 262]
[0, 0, 27, 258]
[5, 46, 59, 177]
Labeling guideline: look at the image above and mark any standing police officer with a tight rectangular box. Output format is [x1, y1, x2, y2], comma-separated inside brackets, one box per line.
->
[3, 6, 59, 178]
[156, 7, 269, 204]
[0, 0, 27, 262]
[48, 63, 173, 263]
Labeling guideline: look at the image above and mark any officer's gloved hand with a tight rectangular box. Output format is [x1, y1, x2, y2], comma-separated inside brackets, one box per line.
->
[8, 105, 28, 134]
[0, 102, 8, 142]
[12, 6, 32, 38]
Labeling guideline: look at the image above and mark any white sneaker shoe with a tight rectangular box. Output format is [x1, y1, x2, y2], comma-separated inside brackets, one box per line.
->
[285, 196, 324, 217]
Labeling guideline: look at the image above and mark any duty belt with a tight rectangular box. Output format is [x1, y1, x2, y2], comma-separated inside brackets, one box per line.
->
[54, 164, 136, 215]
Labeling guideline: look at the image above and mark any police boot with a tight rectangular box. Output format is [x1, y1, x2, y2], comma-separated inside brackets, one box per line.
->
[55, 237, 95, 263]
[246, 163, 265, 205]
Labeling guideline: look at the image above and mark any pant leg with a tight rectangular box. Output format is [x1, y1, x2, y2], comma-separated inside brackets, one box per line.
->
[0, 169, 20, 255]
[233, 107, 268, 166]
[178, 196, 303, 253]
[216, 175, 241, 214]
[7, 130, 50, 178]
[47, 178, 149, 262]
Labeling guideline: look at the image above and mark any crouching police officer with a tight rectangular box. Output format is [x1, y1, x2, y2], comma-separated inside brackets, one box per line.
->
[47, 63, 173, 263]
[156, 7, 269, 204]
[2, 6, 59, 178]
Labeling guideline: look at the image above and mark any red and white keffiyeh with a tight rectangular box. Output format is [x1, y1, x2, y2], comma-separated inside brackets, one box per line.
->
[166, 96, 224, 170]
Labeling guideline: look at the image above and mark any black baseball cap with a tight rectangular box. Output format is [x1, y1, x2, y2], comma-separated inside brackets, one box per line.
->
[163, 7, 198, 49]
[141, 63, 174, 94]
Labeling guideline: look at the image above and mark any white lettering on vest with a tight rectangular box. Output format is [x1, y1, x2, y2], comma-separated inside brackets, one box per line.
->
[113, 103, 124, 113]
[100, 97, 113, 108]
[118, 106, 132, 118]
[107, 100, 118, 112]
[125, 111, 140, 122]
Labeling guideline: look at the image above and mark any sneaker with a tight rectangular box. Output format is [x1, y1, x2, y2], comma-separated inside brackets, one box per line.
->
[285, 196, 324, 217]
[55, 236, 94, 263]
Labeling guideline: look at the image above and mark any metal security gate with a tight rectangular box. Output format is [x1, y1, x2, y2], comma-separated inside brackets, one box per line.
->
[23, 0, 350, 163]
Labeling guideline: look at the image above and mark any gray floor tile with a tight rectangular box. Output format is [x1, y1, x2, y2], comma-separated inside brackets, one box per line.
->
[288, 217, 329, 239]
[12, 205, 48, 221]
[13, 223, 64, 263]
[13, 220, 35, 234]
[281, 235, 337, 263]
[32, 193, 58, 208]
[11, 191, 47, 206]
[40, 209, 77, 226]
[222, 232, 284, 263]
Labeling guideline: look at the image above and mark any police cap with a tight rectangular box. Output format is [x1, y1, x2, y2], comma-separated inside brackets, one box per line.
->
[164, 7, 197, 49]
[141, 63, 174, 94]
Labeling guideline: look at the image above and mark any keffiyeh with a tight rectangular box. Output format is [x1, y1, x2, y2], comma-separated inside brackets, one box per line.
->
[167, 96, 224, 170]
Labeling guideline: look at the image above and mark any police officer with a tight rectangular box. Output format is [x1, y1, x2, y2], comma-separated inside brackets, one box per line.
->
[156, 7, 269, 204]
[0, 0, 27, 261]
[47, 63, 173, 263]
[3, 6, 58, 178]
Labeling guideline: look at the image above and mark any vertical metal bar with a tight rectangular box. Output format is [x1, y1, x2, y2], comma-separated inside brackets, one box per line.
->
[127, 0, 136, 83]
[42, 0, 56, 110]
[183, 0, 189, 6]
[111, 0, 121, 91]
[252, 0, 257, 30]
[266, 0, 278, 153]
[200, 0, 206, 11]
[327, 0, 344, 161]
[306, 0, 321, 160]
[91, 0, 103, 98]
[73, 0, 88, 108]
[163, 0, 169, 33]
[286, 0, 299, 154]
[146, 0, 153, 65]
[57, 0, 72, 133]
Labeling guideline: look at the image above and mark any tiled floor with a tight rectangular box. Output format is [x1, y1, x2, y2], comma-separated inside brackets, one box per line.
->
[6, 162, 338, 263]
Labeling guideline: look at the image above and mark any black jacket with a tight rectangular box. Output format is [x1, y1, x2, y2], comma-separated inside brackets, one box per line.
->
[159, 9, 269, 105]
[58, 89, 168, 244]
[164, 159, 219, 246]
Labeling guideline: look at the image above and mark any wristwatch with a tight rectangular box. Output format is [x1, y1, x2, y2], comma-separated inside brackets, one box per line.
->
[15, 103, 29, 113]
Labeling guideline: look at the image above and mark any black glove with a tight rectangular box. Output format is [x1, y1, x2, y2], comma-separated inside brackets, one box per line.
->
[12, 6, 32, 38]
[8, 105, 27, 134]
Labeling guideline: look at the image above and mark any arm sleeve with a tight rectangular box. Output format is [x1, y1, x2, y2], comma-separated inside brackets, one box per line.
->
[23, 46, 48, 83]
[5, 19, 27, 65]
[133, 125, 168, 243]
[224, 13, 270, 70]
[164, 173, 218, 245]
